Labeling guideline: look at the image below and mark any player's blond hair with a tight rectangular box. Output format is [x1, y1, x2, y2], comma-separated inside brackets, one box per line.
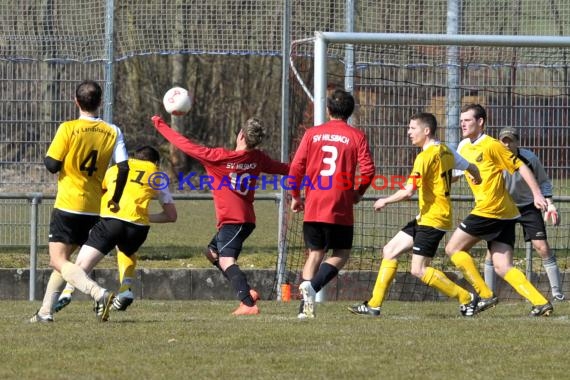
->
[241, 117, 266, 149]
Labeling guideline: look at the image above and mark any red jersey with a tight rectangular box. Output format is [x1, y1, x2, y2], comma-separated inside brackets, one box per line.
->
[153, 117, 289, 228]
[289, 119, 375, 225]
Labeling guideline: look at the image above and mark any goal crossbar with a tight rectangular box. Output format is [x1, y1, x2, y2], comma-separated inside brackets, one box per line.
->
[314, 32, 570, 124]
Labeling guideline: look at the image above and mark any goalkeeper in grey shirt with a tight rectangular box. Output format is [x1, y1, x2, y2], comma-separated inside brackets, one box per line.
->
[484, 127, 564, 301]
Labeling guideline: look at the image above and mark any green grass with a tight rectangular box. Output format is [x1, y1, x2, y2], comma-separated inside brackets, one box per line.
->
[4, 300, 570, 379]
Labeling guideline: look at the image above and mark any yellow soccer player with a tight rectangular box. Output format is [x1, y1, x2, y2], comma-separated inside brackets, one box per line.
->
[445, 103, 552, 317]
[348, 112, 482, 317]
[30, 80, 129, 323]
[54, 145, 177, 314]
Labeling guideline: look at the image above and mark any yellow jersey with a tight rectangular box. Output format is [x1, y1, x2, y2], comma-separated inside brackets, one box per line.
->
[100, 158, 171, 225]
[46, 116, 128, 214]
[409, 142, 456, 230]
[457, 134, 521, 219]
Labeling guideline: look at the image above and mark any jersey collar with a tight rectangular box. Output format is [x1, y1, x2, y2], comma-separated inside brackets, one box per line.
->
[470, 132, 486, 144]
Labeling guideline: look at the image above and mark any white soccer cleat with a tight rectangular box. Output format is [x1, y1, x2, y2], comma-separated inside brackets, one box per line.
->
[298, 281, 316, 319]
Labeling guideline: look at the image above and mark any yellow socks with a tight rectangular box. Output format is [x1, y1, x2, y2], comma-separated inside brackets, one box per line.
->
[450, 251, 493, 299]
[421, 267, 472, 305]
[504, 267, 548, 306]
[117, 251, 136, 293]
[368, 259, 398, 308]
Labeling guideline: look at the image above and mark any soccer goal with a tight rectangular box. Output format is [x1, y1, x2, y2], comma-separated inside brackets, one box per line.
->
[282, 32, 570, 302]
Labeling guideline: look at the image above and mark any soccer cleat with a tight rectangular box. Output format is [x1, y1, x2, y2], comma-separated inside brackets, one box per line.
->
[348, 301, 381, 317]
[54, 294, 72, 313]
[459, 293, 480, 317]
[232, 302, 260, 315]
[476, 295, 499, 313]
[94, 291, 115, 322]
[553, 293, 565, 302]
[112, 289, 134, 311]
[529, 302, 554, 317]
[29, 311, 54, 323]
[298, 281, 316, 319]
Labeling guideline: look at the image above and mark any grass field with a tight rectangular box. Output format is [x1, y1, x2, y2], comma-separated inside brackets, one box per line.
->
[3, 300, 569, 379]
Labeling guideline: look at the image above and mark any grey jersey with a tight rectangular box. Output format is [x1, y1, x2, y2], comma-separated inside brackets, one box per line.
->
[503, 148, 552, 207]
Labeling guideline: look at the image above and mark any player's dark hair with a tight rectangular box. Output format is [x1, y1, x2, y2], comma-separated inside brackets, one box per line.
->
[461, 103, 487, 126]
[135, 145, 160, 164]
[327, 89, 355, 120]
[242, 117, 266, 149]
[410, 112, 437, 136]
[75, 80, 102, 113]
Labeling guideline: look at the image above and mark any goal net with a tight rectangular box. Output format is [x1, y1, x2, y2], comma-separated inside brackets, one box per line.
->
[284, 32, 570, 302]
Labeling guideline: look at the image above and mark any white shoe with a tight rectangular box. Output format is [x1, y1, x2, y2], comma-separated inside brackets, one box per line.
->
[298, 281, 316, 319]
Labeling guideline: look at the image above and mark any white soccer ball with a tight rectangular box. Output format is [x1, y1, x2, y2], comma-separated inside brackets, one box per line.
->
[162, 87, 193, 116]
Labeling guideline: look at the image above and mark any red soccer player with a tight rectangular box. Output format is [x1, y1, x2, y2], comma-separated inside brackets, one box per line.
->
[152, 115, 289, 315]
[289, 89, 376, 318]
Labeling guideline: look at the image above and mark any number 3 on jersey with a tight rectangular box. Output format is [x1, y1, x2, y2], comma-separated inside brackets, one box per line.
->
[80, 150, 98, 176]
[320, 145, 338, 176]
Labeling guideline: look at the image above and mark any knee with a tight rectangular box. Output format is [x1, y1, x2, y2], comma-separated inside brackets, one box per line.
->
[493, 263, 509, 278]
[444, 245, 455, 256]
[410, 267, 424, 278]
[532, 242, 550, 258]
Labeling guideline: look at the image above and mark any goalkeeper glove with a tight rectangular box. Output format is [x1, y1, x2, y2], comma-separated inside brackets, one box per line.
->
[544, 204, 560, 226]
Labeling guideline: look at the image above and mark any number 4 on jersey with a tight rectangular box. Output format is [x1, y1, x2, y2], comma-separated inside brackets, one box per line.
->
[80, 150, 98, 176]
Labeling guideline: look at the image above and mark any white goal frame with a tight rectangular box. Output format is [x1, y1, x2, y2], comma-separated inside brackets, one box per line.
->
[313, 32, 570, 125]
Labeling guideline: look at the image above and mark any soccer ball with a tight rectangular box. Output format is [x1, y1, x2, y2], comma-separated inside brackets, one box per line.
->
[162, 87, 193, 116]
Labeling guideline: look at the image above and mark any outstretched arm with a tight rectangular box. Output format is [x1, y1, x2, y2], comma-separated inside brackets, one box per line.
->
[151, 115, 218, 164]
[373, 183, 415, 211]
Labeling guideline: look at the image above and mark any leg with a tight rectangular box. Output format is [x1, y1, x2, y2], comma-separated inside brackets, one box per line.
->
[35, 242, 76, 318]
[368, 231, 412, 307]
[491, 241, 549, 308]
[117, 249, 136, 293]
[483, 249, 496, 294]
[532, 239, 564, 299]
[205, 234, 226, 276]
[301, 223, 353, 318]
[349, 230, 412, 317]
[113, 250, 136, 311]
[445, 228, 494, 299]
[216, 224, 258, 315]
[61, 245, 107, 301]
[301, 249, 326, 282]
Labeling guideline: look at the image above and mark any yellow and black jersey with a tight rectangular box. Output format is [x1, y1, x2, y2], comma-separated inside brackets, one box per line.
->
[457, 134, 521, 219]
[46, 116, 127, 214]
[100, 158, 163, 225]
[409, 142, 456, 230]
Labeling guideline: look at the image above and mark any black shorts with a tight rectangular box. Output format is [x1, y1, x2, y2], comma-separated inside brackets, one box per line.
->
[207, 223, 255, 259]
[85, 218, 150, 256]
[303, 222, 353, 251]
[459, 214, 516, 249]
[517, 203, 547, 241]
[49, 209, 100, 245]
[401, 219, 446, 258]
